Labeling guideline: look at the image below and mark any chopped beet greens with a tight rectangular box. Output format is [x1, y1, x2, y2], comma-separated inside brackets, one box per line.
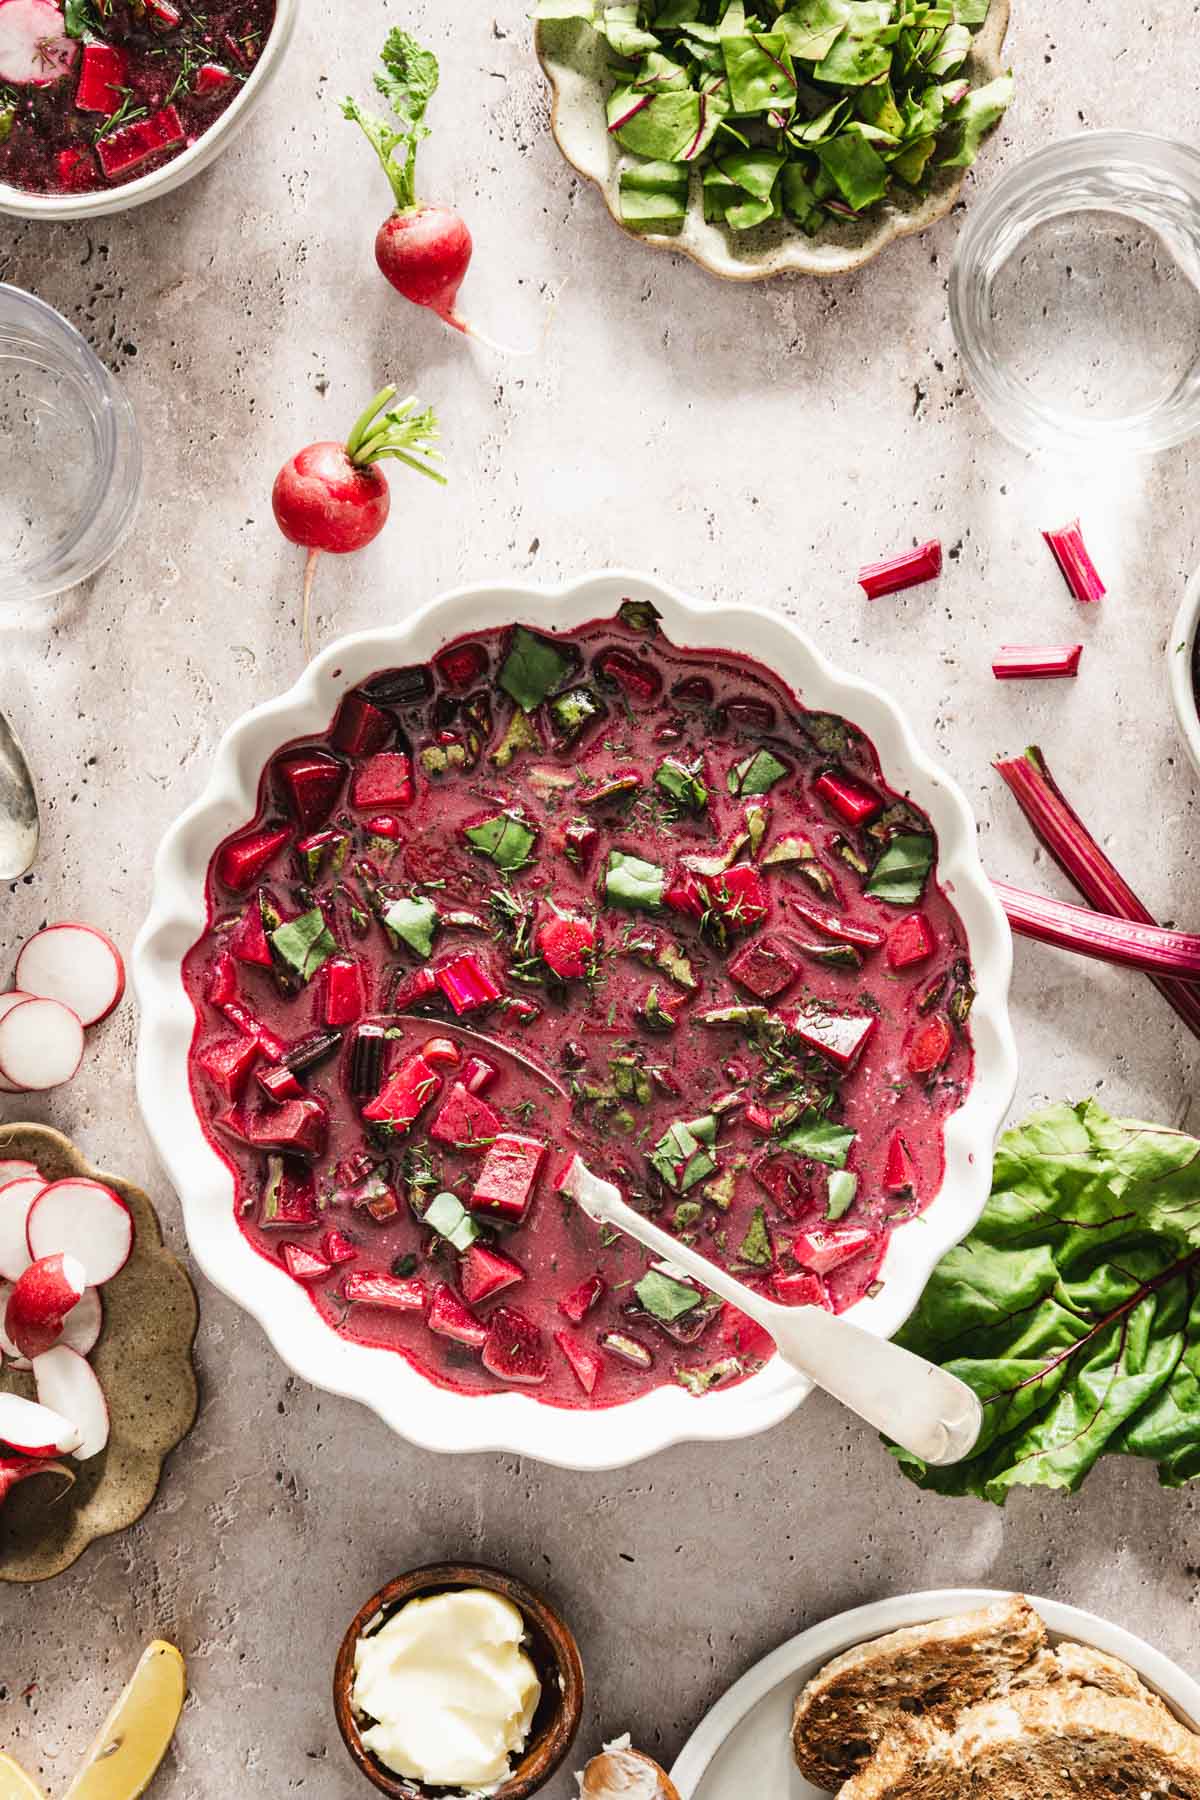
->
[536, 1, 1011, 238]
[185, 610, 973, 1410]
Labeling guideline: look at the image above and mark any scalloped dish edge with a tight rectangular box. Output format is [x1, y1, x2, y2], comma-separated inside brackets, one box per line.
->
[133, 572, 1017, 1471]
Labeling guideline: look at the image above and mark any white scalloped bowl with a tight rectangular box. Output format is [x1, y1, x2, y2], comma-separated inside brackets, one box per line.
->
[133, 571, 1017, 1470]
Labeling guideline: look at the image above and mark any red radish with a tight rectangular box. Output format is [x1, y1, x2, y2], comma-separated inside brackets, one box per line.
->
[0, 1176, 45, 1281]
[0, 996, 84, 1092]
[0, 992, 32, 1092]
[0, 1282, 30, 1367]
[0, 0, 76, 84]
[0, 1391, 81, 1457]
[344, 29, 521, 352]
[0, 1156, 37, 1183]
[0, 1454, 74, 1507]
[32, 1345, 109, 1460]
[15, 923, 125, 1027]
[26, 1179, 133, 1287]
[272, 384, 445, 660]
[60, 1286, 102, 1357]
[4, 1253, 86, 1360]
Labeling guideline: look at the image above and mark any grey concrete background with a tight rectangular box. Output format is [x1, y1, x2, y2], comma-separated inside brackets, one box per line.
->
[2, 0, 1200, 1793]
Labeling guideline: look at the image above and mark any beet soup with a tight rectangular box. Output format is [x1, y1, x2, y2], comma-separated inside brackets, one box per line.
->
[183, 608, 976, 1410]
[0, 0, 275, 196]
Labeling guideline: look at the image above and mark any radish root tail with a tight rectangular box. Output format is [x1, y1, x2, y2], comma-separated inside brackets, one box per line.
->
[443, 313, 535, 358]
[302, 547, 322, 664]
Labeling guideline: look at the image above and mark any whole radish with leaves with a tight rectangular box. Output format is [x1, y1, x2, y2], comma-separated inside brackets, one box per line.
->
[272, 384, 445, 660]
[343, 29, 517, 351]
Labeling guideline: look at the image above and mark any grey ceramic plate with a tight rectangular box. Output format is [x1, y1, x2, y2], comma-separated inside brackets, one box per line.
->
[535, 3, 1011, 279]
[0, 1125, 199, 1582]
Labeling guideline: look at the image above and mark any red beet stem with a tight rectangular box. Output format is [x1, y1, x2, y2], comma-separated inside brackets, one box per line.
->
[995, 746, 1200, 1040]
[994, 880, 1200, 979]
[858, 539, 942, 599]
[991, 644, 1083, 680]
[1042, 519, 1106, 602]
[608, 92, 651, 133]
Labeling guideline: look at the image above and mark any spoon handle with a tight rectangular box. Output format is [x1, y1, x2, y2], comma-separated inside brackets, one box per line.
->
[561, 1157, 981, 1469]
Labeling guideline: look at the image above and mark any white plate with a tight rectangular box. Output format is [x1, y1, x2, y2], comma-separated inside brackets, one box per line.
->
[134, 570, 1017, 1470]
[670, 1587, 1200, 1798]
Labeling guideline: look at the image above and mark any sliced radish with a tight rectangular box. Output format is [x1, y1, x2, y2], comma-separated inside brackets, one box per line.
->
[0, 997, 84, 1092]
[5, 1252, 86, 1359]
[61, 1286, 102, 1357]
[26, 1179, 132, 1286]
[0, 1283, 31, 1368]
[0, 0, 76, 84]
[16, 924, 126, 1028]
[0, 993, 33, 1092]
[0, 1453, 75, 1505]
[0, 1390, 81, 1457]
[0, 1175, 45, 1282]
[0, 1155, 38, 1182]
[32, 1345, 108, 1461]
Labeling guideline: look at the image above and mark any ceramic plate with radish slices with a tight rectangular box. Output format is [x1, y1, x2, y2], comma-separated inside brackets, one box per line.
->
[0, 1175, 131, 1468]
[0, 1123, 197, 1582]
[0, 922, 125, 1096]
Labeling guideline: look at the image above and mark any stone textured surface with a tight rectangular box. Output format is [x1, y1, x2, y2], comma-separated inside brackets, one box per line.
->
[2, 1, 1200, 1794]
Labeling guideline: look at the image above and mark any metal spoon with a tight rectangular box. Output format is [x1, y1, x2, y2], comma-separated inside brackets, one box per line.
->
[561, 1157, 982, 1469]
[0, 710, 38, 878]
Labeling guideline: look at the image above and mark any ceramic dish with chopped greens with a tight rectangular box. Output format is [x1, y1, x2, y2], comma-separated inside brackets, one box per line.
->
[535, 0, 1012, 278]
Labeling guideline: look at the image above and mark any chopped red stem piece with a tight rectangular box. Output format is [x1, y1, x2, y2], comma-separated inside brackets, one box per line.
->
[993, 880, 1200, 980]
[991, 645, 1083, 680]
[857, 539, 942, 600]
[995, 746, 1200, 1042]
[1042, 519, 1106, 602]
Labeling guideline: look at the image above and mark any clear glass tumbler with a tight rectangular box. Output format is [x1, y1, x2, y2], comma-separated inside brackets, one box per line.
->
[0, 284, 142, 603]
[950, 132, 1200, 455]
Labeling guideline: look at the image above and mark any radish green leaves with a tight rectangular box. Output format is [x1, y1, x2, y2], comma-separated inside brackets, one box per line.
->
[342, 28, 439, 211]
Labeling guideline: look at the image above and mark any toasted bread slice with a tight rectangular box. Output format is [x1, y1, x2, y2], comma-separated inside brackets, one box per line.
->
[1010, 1639, 1171, 1715]
[791, 1596, 1046, 1790]
[838, 1687, 1200, 1799]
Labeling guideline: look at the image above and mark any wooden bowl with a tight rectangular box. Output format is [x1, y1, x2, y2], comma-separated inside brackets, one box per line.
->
[333, 1563, 585, 1799]
[0, 1123, 199, 1581]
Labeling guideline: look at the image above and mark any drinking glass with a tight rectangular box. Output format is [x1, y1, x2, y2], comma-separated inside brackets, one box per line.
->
[951, 132, 1200, 455]
[0, 284, 141, 602]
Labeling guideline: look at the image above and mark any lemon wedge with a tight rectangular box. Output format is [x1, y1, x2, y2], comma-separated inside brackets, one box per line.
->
[0, 1754, 47, 1800]
[62, 1642, 186, 1800]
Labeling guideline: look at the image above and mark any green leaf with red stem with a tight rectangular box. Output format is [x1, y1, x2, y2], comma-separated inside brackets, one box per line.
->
[891, 1099, 1200, 1502]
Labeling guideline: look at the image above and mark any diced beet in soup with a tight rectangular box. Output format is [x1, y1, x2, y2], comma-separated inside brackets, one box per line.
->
[183, 610, 975, 1410]
[0, 0, 275, 196]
